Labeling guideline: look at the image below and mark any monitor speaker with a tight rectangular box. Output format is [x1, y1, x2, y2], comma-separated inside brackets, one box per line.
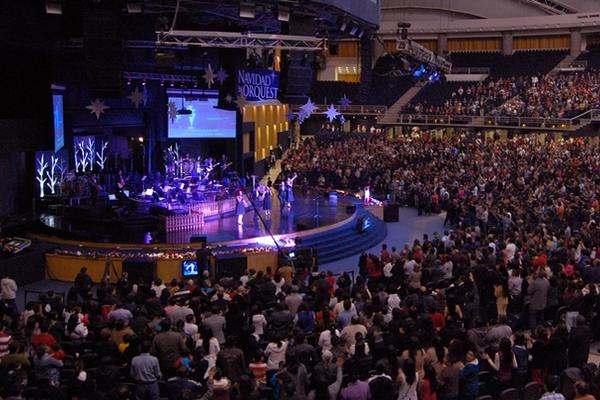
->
[190, 235, 207, 244]
[384, 204, 400, 222]
[122, 258, 155, 284]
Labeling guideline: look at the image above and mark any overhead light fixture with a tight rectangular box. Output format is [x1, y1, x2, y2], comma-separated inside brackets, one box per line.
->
[358, 31, 365, 39]
[340, 22, 347, 32]
[350, 26, 358, 36]
[126, 1, 143, 13]
[45, 1, 62, 14]
[277, 5, 290, 22]
[240, 1, 255, 19]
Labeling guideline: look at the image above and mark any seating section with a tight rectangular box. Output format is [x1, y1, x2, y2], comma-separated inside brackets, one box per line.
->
[576, 44, 600, 69]
[449, 50, 568, 77]
[310, 76, 414, 106]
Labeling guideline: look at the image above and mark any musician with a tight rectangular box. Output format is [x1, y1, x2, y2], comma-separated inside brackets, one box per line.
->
[285, 173, 298, 208]
[235, 190, 245, 226]
[363, 184, 371, 205]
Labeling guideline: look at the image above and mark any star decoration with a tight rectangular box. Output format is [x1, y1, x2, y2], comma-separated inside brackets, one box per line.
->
[234, 92, 247, 111]
[86, 98, 109, 120]
[168, 100, 177, 123]
[340, 94, 352, 108]
[225, 94, 233, 103]
[203, 64, 216, 89]
[300, 98, 317, 118]
[285, 110, 296, 121]
[324, 104, 340, 123]
[339, 115, 346, 125]
[216, 67, 229, 85]
[297, 110, 307, 124]
[127, 87, 144, 109]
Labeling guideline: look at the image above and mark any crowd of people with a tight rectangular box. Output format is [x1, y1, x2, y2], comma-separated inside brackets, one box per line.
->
[402, 70, 600, 119]
[1, 134, 600, 400]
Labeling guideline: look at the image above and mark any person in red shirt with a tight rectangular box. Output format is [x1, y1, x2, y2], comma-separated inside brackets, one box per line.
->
[380, 244, 390, 265]
[31, 323, 57, 348]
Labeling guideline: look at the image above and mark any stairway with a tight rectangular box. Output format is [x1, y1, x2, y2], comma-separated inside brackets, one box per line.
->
[300, 207, 387, 264]
[548, 51, 582, 76]
[379, 81, 428, 124]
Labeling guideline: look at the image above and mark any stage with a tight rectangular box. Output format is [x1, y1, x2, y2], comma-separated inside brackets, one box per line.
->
[38, 192, 358, 245]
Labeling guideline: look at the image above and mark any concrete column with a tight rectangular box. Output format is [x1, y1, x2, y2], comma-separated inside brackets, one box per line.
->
[372, 37, 385, 66]
[571, 29, 582, 57]
[437, 34, 448, 54]
[502, 32, 513, 55]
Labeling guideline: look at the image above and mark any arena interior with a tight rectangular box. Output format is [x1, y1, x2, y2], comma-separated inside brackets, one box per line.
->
[2, 1, 600, 399]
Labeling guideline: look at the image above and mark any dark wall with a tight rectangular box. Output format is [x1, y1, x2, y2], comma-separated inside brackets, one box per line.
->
[0, 152, 32, 219]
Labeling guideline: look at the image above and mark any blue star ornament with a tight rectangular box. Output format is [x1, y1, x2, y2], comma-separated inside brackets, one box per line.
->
[324, 104, 340, 123]
[216, 67, 229, 85]
[285, 110, 296, 121]
[300, 98, 317, 117]
[339, 115, 346, 125]
[340, 94, 351, 108]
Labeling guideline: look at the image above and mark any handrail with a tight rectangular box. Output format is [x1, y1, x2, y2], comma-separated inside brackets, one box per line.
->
[449, 67, 491, 75]
[291, 104, 387, 115]
[389, 108, 600, 129]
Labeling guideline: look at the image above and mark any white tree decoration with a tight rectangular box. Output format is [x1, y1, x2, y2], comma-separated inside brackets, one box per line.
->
[74, 144, 82, 173]
[96, 140, 109, 171]
[77, 141, 89, 172]
[85, 137, 95, 172]
[46, 155, 59, 194]
[36, 154, 48, 198]
[58, 158, 67, 181]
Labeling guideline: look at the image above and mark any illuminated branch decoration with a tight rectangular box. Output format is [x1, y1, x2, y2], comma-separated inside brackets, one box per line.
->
[36, 154, 48, 198]
[74, 145, 82, 173]
[58, 158, 67, 182]
[96, 140, 109, 171]
[46, 155, 59, 194]
[85, 137, 95, 172]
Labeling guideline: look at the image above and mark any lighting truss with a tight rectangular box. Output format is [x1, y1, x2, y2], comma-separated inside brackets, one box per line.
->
[156, 30, 325, 51]
[522, 0, 577, 15]
[396, 39, 452, 74]
[124, 71, 198, 84]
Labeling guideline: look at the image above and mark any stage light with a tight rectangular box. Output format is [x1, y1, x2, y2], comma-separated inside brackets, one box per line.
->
[142, 80, 147, 86]
[350, 26, 358, 36]
[46, 1, 62, 14]
[126, 1, 143, 13]
[138, 136, 144, 143]
[340, 23, 347, 32]
[240, 2, 255, 18]
[127, 79, 132, 86]
[160, 81, 165, 87]
[277, 6, 290, 22]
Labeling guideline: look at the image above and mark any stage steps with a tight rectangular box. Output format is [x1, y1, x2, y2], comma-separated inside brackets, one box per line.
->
[300, 207, 387, 265]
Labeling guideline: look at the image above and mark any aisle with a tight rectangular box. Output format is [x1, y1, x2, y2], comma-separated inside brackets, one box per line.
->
[319, 207, 446, 275]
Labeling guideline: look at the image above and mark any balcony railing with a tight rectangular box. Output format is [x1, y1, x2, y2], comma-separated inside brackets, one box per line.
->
[291, 104, 387, 115]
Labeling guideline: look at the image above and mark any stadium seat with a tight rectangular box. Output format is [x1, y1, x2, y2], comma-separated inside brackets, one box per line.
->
[499, 388, 519, 400]
[521, 382, 543, 400]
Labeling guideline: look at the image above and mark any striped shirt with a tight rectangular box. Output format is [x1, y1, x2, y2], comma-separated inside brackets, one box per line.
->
[0, 332, 12, 358]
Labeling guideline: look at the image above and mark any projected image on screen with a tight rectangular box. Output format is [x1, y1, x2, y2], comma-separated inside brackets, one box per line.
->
[168, 96, 236, 138]
[53, 94, 64, 152]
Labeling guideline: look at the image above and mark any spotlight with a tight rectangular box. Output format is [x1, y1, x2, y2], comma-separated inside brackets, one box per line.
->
[142, 80, 147, 86]
[126, 1, 143, 13]
[340, 22, 347, 32]
[127, 79, 132, 86]
[240, 1, 255, 18]
[45, 1, 62, 14]
[138, 136, 144, 143]
[160, 81, 165, 87]
[350, 26, 358, 36]
[358, 31, 365, 39]
[277, 5, 290, 22]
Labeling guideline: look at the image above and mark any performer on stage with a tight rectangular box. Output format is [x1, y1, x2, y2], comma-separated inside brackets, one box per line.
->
[235, 190, 245, 225]
[278, 181, 287, 210]
[285, 173, 298, 208]
[257, 184, 272, 217]
[363, 184, 371, 205]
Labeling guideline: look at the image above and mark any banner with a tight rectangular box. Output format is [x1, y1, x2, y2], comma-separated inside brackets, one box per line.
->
[237, 69, 280, 102]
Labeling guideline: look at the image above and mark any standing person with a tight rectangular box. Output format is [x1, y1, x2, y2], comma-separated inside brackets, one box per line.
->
[568, 315, 592, 369]
[278, 181, 287, 213]
[0, 273, 17, 314]
[494, 278, 509, 317]
[262, 185, 272, 217]
[483, 338, 517, 393]
[235, 190, 245, 226]
[397, 358, 418, 400]
[285, 173, 298, 208]
[131, 341, 162, 400]
[459, 350, 479, 400]
[526, 271, 549, 330]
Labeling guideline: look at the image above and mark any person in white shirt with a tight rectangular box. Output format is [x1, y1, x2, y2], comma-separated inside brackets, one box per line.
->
[184, 314, 199, 340]
[0, 273, 17, 312]
[505, 239, 517, 262]
[318, 326, 340, 353]
[150, 279, 166, 298]
[251, 306, 268, 338]
[383, 262, 393, 278]
[265, 340, 288, 371]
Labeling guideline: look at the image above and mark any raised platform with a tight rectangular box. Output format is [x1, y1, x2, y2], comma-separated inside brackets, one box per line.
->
[35, 192, 387, 282]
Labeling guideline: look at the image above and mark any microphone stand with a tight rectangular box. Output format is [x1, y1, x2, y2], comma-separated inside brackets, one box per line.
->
[236, 181, 283, 255]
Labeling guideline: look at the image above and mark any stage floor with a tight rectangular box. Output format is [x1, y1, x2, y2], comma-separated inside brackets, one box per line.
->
[39, 193, 358, 244]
